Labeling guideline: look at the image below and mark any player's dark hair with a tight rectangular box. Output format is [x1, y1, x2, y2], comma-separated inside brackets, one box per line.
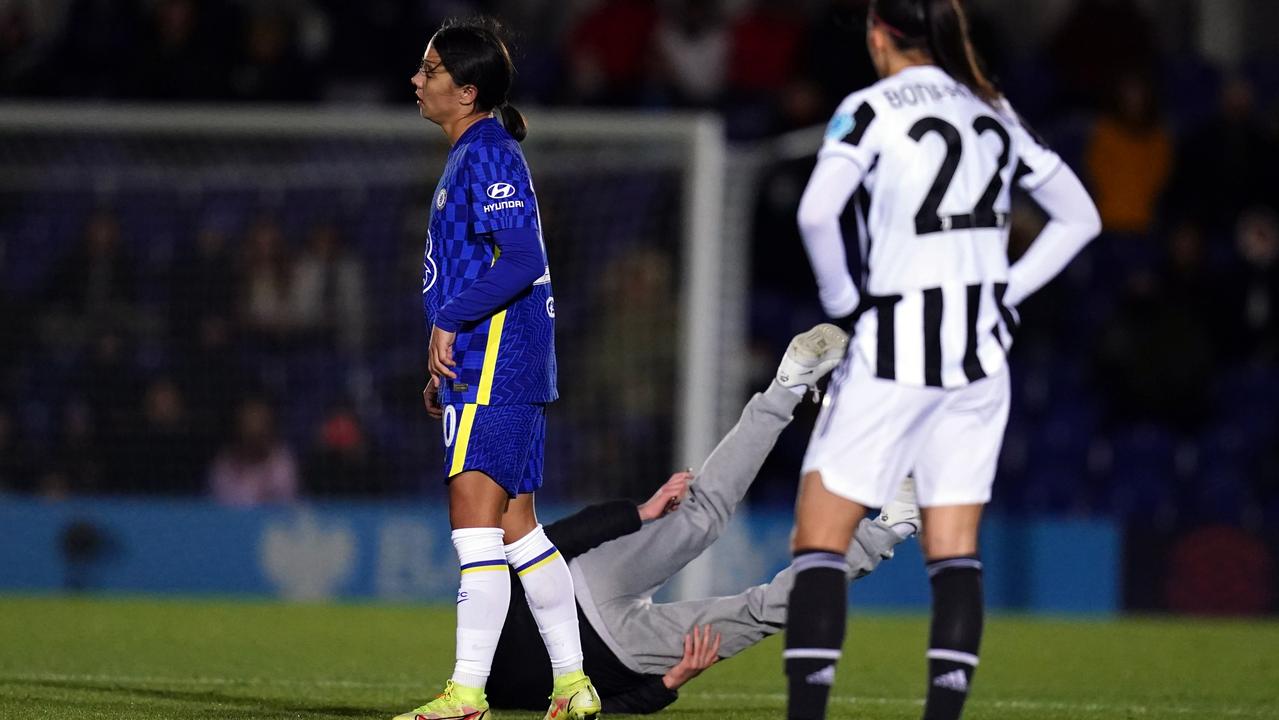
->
[430, 17, 527, 141]
[871, 0, 999, 104]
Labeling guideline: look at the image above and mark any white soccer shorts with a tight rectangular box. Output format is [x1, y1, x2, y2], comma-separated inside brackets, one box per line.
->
[802, 351, 1010, 508]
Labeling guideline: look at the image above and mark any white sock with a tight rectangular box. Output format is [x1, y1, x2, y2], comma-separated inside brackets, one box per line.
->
[786, 384, 809, 396]
[505, 524, 584, 676]
[451, 527, 510, 688]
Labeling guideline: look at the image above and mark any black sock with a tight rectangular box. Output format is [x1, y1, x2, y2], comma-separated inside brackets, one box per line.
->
[784, 550, 850, 720]
[923, 556, 984, 720]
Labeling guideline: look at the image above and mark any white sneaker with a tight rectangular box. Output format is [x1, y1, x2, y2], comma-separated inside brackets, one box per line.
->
[879, 475, 921, 539]
[776, 323, 849, 390]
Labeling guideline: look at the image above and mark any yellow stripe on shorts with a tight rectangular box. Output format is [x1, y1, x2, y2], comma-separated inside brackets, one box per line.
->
[449, 403, 478, 477]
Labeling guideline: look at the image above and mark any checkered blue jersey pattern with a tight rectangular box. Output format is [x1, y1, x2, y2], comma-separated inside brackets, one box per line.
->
[422, 117, 557, 406]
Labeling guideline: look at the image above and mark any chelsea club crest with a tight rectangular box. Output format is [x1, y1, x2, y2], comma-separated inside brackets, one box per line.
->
[435, 187, 448, 210]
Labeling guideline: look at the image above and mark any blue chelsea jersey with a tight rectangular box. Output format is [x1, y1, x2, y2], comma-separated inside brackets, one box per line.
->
[422, 118, 558, 406]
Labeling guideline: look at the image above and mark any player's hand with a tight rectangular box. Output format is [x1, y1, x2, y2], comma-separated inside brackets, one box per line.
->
[423, 375, 444, 419]
[429, 326, 458, 380]
[661, 624, 721, 690]
[638, 469, 692, 522]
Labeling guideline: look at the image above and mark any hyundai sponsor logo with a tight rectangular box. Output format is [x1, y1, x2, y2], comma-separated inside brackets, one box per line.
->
[482, 199, 525, 213]
[486, 182, 516, 199]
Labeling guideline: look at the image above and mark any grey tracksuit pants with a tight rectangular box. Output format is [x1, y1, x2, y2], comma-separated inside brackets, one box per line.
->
[570, 382, 904, 675]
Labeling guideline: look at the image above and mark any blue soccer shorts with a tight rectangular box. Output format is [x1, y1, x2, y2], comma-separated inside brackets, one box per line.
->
[441, 402, 546, 497]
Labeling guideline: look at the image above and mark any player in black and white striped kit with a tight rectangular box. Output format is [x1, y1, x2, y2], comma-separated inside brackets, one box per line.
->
[781, 1, 1102, 719]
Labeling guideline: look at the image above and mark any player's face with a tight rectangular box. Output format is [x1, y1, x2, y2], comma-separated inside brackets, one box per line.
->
[412, 44, 470, 124]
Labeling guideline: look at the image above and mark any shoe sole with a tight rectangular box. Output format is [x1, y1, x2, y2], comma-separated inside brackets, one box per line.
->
[791, 326, 848, 363]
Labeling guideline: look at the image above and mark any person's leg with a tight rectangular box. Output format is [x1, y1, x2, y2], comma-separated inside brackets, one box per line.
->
[784, 472, 865, 720]
[399, 402, 544, 720]
[919, 505, 985, 720]
[501, 408, 600, 719]
[785, 357, 940, 720]
[503, 495, 585, 677]
[911, 369, 1009, 720]
[575, 383, 804, 601]
[449, 470, 513, 691]
[574, 325, 847, 604]
[612, 508, 913, 674]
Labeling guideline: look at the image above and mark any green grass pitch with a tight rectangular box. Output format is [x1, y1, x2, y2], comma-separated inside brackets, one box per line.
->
[2, 596, 1276, 719]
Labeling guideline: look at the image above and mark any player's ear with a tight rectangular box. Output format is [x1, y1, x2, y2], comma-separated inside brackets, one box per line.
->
[457, 83, 478, 109]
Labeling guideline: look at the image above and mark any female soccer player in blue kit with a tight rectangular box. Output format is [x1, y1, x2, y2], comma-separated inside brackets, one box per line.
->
[395, 18, 600, 720]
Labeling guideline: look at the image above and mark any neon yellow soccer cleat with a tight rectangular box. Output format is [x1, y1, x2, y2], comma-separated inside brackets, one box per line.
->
[393, 679, 490, 720]
[543, 670, 601, 720]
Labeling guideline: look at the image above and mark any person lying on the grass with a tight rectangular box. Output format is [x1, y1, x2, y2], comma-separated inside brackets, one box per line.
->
[478, 325, 921, 714]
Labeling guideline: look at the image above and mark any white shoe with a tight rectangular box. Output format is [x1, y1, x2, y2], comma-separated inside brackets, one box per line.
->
[879, 475, 921, 539]
[776, 323, 849, 390]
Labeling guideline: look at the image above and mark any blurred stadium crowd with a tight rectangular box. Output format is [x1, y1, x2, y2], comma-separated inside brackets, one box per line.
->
[0, 0, 1276, 544]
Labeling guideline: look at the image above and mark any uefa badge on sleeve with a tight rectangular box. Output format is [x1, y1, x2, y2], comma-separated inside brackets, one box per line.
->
[435, 188, 447, 210]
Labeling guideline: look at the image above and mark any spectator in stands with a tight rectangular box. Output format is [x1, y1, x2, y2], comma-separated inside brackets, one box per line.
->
[238, 214, 298, 350]
[1093, 232, 1216, 433]
[290, 220, 368, 354]
[0, 1, 49, 95]
[1085, 71, 1172, 238]
[723, 0, 806, 137]
[303, 403, 389, 497]
[118, 377, 207, 495]
[132, 0, 226, 100]
[38, 399, 104, 498]
[1221, 208, 1279, 365]
[1047, 0, 1156, 112]
[47, 0, 142, 98]
[0, 232, 30, 387]
[1163, 77, 1279, 234]
[178, 312, 252, 451]
[802, 0, 877, 121]
[0, 403, 32, 493]
[653, 0, 727, 107]
[209, 396, 298, 506]
[170, 215, 237, 352]
[579, 246, 676, 498]
[229, 11, 315, 102]
[80, 329, 141, 482]
[40, 209, 139, 347]
[566, 0, 658, 105]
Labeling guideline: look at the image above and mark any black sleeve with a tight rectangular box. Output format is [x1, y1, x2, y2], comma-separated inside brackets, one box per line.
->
[601, 676, 679, 715]
[544, 500, 642, 560]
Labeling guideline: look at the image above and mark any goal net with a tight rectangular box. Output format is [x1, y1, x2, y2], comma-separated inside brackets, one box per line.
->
[0, 104, 742, 504]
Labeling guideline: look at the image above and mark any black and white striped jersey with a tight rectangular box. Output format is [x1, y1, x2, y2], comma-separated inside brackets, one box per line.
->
[800, 64, 1068, 389]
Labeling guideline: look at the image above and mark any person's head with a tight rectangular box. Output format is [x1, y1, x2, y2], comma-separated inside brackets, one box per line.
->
[411, 17, 526, 141]
[233, 397, 278, 457]
[143, 377, 186, 427]
[306, 221, 342, 260]
[1236, 207, 1279, 269]
[84, 209, 121, 259]
[866, 0, 997, 103]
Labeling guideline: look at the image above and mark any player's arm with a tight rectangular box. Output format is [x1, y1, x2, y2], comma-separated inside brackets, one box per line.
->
[432, 226, 545, 332]
[797, 97, 878, 323]
[600, 676, 679, 715]
[600, 624, 721, 714]
[545, 471, 691, 558]
[1005, 162, 1102, 307]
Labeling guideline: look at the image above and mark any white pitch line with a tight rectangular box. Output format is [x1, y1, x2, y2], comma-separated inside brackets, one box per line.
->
[0, 673, 421, 690]
[698, 691, 1270, 718]
[1, 674, 1271, 718]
